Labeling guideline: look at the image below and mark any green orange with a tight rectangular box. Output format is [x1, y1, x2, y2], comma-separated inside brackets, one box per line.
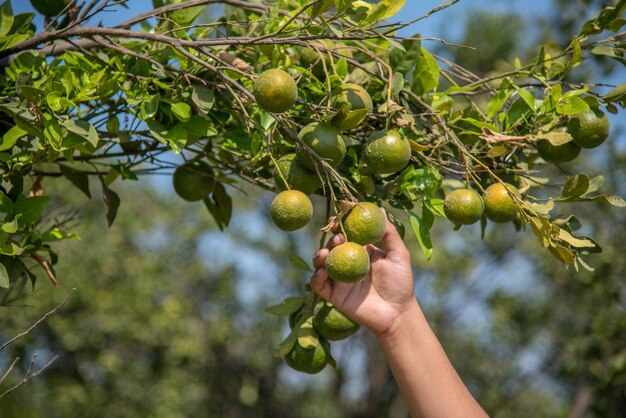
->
[567, 108, 610, 149]
[325, 242, 370, 283]
[483, 183, 519, 223]
[295, 122, 346, 170]
[172, 161, 215, 202]
[331, 83, 373, 131]
[274, 154, 321, 195]
[284, 337, 329, 374]
[270, 190, 313, 231]
[443, 189, 484, 225]
[313, 301, 359, 341]
[536, 139, 581, 163]
[253, 69, 298, 113]
[342, 202, 386, 245]
[364, 130, 411, 174]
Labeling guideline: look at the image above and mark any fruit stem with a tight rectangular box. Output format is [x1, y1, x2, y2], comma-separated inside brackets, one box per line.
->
[268, 152, 291, 191]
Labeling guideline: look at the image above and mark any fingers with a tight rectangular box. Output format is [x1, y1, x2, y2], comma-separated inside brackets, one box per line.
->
[312, 232, 345, 269]
[380, 210, 410, 262]
[328, 216, 341, 234]
[312, 248, 328, 269]
[310, 268, 333, 301]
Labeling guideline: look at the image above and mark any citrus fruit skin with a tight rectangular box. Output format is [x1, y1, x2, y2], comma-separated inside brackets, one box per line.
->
[31, 0, 71, 16]
[284, 338, 329, 374]
[483, 183, 519, 223]
[274, 154, 321, 195]
[331, 83, 373, 131]
[444, 189, 484, 225]
[536, 139, 581, 163]
[342, 202, 386, 245]
[270, 190, 313, 231]
[172, 161, 215, 202]
[253, 69, 298, 113]
[567, 108, 610, 149]
[364, 130, 411, 174]
[326, 242, 370, 283]
[295, 122, 346, 170]
[313, 301, 359, 341]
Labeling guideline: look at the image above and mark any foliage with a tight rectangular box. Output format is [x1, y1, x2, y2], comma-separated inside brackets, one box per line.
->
[0, 0, 624, 383]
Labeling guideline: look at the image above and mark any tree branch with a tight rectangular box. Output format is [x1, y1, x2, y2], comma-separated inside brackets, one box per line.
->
[0, 288, 76, 352]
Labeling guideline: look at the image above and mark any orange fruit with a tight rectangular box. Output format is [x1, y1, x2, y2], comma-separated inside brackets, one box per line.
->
[172, 161, 214, 202]
[567, 108, 610, 149]
[444, 189, 484, 225]
[483, 183, 519, 223]
[325, 242, 370, 283]
[253, 69, 298, 113]
[274, 154, 321, 195]
[342, 202, 386, 245]
[295, 122, 346, 170]
[364, 130, 411, 174]
[536, 139, 581, 163]
[270, 190, 313, 231]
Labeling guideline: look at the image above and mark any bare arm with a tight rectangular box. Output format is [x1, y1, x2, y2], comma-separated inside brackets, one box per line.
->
[310, 214, 488, 418]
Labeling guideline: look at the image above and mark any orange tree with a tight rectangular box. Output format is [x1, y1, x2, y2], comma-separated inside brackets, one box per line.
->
[0, 0, 625, 373]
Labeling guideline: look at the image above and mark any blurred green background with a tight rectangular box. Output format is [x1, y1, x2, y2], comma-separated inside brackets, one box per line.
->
[1, 1, 625, 417]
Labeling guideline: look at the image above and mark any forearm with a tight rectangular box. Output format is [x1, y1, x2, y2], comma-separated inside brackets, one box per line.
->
[376, 299, 488, 418]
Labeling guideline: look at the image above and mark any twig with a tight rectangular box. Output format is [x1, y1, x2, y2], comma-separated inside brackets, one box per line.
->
[0, 289, 76, 352]
[0, 354, 60, 399]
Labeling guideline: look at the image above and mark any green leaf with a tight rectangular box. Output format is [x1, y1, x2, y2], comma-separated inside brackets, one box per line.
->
[604, 82, 626, 107]
[212, 182, 232, 227]
[276, 329, 298, 357]
[13, 196, 49, 227]
[182, 115, 218, 137]
[140, 94, 161, 120]
[171, 102, 191, 123]
[1, 218, 17, 233]
[60, 164, 91, 198]
[556, 97, 589, 115]
[0, 0, 14, 37]
[101, 181, 120, 227]
[63, 119, 99, 147]
[0, 124, 26, 151]
[513, 86, 536, 112]
[290, 256, 312, 272]
[412, 48, 439, 96]
[558, 228, 597, 249]
[559, 174, 590, 199]
[165, 123, 187, 153]
[548, 242, 574, 265]
[569, 36, 582, 70]
[361, 0, 406, 26]
[389, 34, 421, 75]
[0, 262, 8, 288]
[41, 227, 80, 242]
[191, 85, 215, 112]
[487, 85, 512, 119]
[536, 131, 573, 146]
[406, 206, 433, 260]
[265, 296, 304, 316]
[0, 190, 14, 213]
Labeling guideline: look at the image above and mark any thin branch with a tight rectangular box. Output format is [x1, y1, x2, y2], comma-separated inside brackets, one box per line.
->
[0, 354, 60, 399]
[0, 289, 76, 352]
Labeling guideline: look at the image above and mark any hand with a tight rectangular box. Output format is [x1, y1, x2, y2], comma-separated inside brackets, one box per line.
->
[310, 212, 416, 337]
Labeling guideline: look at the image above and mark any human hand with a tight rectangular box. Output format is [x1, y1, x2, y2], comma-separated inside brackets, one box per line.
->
[310, 212, 416, 337]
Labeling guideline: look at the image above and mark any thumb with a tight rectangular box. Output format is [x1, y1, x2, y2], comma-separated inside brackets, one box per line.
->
[380, 210, 410, 263]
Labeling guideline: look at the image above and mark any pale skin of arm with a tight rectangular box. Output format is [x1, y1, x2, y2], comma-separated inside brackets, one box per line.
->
[310, 214, 489, 418]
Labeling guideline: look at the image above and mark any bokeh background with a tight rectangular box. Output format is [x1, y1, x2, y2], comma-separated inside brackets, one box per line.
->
[2, 1, 625, 417]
